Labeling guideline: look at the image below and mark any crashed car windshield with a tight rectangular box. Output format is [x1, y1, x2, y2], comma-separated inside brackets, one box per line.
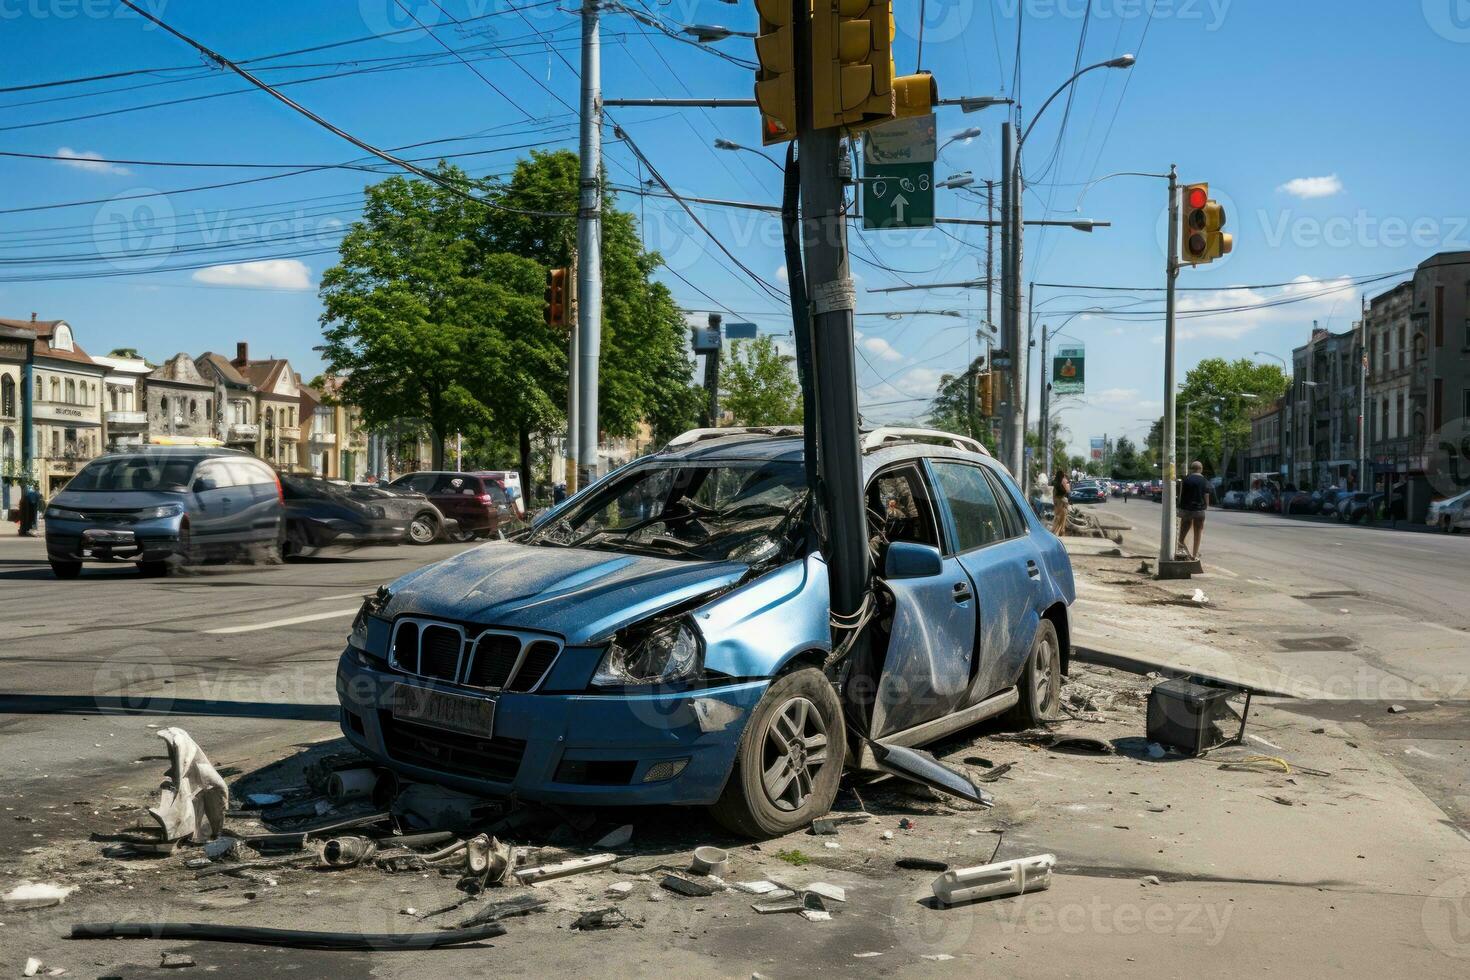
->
[64, 455, 197, 492]
[527, 460, 807, 562]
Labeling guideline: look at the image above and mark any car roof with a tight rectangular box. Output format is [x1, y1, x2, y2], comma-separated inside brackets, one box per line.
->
[92, 446, 248, 461]
[651, 431, 1008, 479]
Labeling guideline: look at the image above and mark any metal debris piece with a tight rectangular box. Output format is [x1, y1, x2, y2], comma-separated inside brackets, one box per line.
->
[454, 893, 547, 928]
[514, 853, 617, 884]
[689, 846, 730, 877]
[322, 836, 378, 868]
[326, 768, 379, 804]
[895, 857, 948, 872]
[148, 728, 229, 848]
[203, 837, 242, 862]
[571, 907, 632, 931]
[974, 762, 1014, 783]
[932, 854, 1056, 907]
[752, 891, 826, 915]
[732, 881, 781, 895]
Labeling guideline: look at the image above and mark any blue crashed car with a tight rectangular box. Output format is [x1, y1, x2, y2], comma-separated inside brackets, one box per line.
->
[336, 428, 1075, 837]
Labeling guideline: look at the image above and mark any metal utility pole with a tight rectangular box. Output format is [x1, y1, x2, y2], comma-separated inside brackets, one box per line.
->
[1039, 322, 1050, 481]
[1357, 315, 1368, 491]
[704, 312, 722, 426]
[999, 121, 1020, 477]
[792, 0, 868, 660]
[1159, 165, 1180, 567]
[566, 320, 579, 494]
[576, 0, 603, 488]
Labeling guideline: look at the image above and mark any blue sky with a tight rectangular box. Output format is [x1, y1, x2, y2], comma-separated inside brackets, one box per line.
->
[3, 1, 1468, 455]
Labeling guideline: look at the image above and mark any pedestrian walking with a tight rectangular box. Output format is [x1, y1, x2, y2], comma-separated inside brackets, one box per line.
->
[1050, 469, 1071, 536]
[17, 482, 40, 537]
[1177, 461, 1212, 559]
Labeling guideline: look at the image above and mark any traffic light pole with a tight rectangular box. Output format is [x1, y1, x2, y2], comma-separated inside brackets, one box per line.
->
[1001, 120, 1027, 487]
[576, 0, 603, 488]
[704, 312, 722, 426]
[1159, 164, 1180, 567]
[792, 0, 870, 694]
[1039, 322, 1051, 481]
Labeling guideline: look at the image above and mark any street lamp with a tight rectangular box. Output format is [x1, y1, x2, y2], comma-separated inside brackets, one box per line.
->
[682, 24, 755, 43]
[936, 171, 975, 190]
[712, 137, 783, 172]
[938, 127, 982, 155]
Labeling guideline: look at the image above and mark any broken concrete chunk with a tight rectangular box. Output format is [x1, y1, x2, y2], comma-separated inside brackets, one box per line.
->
[593, 824, 633, 849]
[514, 853, 617, 884]
[1388, 704, 1407, 714]
[159, 952, 195, 969]
[660, 872, 717, 897]
[3, 881, 77, 910]
[605, 881, 635, 899]
[805, 882, 846, 903]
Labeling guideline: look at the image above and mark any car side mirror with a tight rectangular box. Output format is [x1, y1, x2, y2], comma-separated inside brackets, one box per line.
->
[884, 541, 944, 580]
[193, 477, 217, 493]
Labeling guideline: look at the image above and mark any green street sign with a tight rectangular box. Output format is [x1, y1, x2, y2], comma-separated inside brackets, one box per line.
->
[1053, 346, 1085, 395]
[863, 162, 934, 229]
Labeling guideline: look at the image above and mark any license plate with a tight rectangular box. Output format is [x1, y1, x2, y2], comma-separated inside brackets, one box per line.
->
[83, 529, 135, 544]
[391, 684, 495, 739]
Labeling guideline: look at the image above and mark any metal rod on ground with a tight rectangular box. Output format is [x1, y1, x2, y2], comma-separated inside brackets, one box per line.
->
[576, 0, 603, 488]
[1159, 164, 1180, 567]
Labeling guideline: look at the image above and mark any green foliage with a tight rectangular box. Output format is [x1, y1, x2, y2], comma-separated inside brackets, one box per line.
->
[925, 356, 997, 454]
[721, 336, 801, 426]
[1177, 358, 1290, 477]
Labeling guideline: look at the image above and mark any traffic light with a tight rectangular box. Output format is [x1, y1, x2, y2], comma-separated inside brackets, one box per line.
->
[979, 372, 995, 417]
[810, 1, 936, 131]
[545, 267, 568, 329]
[754, 0, 798, 145]
[1179, 182, 1232, 266]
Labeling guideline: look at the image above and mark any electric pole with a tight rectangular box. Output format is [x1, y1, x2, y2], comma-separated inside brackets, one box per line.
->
[1159, 164, 1180, 567]
[704, 312, 722, 426]
[576, 0, 603, 488]
[1039, 322, 1050, 481]
[1000, 120, 1026, 483]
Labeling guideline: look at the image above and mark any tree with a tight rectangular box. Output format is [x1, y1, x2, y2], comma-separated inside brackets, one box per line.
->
[1176, 358, 1290, 480]
[926, 357, 997, 453]
[721, 336, 801, 426]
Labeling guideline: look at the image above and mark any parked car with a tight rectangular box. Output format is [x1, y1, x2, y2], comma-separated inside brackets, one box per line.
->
[1148, 480, 1163, 502]
[1221, 490, 1246, 509]
[389, 471, 518, 541]
[1336, 491, 1374, 523]
[1428, 487, 1470, 533]
[278, 473, 410, 557]
[1069, 484, 1107, 504]
[44, 447, 283, 579]
[1319, 489, 1353, 517]
[337, 428, 1075, 837]
[474, 470, 526, 518]
[1245, 488, 1277, 512]
[350, 483, 452, 545]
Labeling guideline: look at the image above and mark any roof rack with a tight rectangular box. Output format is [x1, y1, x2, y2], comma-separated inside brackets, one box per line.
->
[861, 427, 990, 457]
[663, 425, 805, 449]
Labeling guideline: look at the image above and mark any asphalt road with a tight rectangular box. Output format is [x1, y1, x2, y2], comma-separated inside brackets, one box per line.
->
[0, 534, 474, 853]
[1089, 499, 1470, 631]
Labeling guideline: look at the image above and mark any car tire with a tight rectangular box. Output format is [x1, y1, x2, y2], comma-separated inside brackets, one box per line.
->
[408, 512, 440, 545]
[710, 667, 846, 839]
[282, 522, 310, 560]
[449, 527, 478, 543]
[50, 560, 81, 579]
[1008, 619, 1062, 728]
[1442, 516, 1455, 534]
[139, 560, 169, 578]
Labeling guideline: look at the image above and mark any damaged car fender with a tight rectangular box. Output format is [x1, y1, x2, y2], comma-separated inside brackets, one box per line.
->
[694, 553, 831, 680]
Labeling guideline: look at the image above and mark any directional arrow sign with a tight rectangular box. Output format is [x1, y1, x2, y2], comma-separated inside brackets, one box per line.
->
[863, 162, 934, 229]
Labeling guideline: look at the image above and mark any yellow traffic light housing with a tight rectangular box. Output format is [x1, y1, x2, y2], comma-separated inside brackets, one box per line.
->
[810, 1, 935, 131]
[754, 0, 798, 145]
[979, 372, 994, 417]
[545, 267, 568, 329]
[1180, 182, 1232, 266]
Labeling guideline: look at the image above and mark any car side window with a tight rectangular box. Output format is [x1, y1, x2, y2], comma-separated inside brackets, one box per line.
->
[929, 461, 1007, 553]
[194, 461, 235, 490]
[226, 460, 269, 488]
[983, 467, 1030, 539]
[866, 466, 941, 564]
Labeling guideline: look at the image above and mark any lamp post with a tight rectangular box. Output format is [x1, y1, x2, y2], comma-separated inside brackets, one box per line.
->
[712, 138, 784, 172]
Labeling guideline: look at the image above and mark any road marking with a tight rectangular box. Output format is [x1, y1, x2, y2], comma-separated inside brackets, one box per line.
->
[204, 609, 359, 635]
[316, 592, 370, 602]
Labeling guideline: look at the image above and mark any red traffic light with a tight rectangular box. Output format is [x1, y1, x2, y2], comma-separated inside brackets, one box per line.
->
[1186, 186, 1209, 210]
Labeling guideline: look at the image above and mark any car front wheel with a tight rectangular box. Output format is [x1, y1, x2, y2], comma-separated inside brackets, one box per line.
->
[408, 512, 439, 545]
[1010, 619, 1062, 727]
[710, 667, 845, 839]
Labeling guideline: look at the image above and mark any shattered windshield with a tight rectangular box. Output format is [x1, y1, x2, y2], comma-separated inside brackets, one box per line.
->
[66, 455, 199, 492]
[528, 460, 807, 562]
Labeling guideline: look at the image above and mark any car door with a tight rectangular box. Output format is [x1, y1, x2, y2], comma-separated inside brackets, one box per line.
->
[227, 459, 281, 543]
[188, 460, 238, 551]
[867, 463, 978, 740]
[927, 459, 1042, 706]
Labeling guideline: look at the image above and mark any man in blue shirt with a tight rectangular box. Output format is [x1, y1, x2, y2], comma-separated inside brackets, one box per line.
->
[1177, 461, 1212, 559]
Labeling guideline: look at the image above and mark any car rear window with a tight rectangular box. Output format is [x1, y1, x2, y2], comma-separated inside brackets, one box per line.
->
[67, 455, 200, 492]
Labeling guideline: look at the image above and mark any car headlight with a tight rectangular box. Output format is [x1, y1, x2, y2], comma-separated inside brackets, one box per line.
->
[592, 619, 702, 688]
[136, 503, 185, 520]
[349, 586, 391, 653]
[44, 506, 84, 521]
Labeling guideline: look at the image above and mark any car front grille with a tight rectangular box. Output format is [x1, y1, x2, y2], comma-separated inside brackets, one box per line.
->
[379, 712, 526, 781]
[387, 617, 561, 692]
[75, 509, 141, 525]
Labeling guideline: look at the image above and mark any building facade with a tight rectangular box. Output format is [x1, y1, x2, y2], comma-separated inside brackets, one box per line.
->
[1291, 324, 1362, 490]
[1246, 396, 1285, 482]
[196, 350, 259, 452]
[147, 353, 218, 446]
[24, 319, 107, 495]
[91, 350, 152, 451]
[0, 321, 36, 510]
[233, 344, 302, 469]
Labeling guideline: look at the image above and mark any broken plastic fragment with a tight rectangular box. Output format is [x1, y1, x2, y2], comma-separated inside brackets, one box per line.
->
[148, 728, 229, 846]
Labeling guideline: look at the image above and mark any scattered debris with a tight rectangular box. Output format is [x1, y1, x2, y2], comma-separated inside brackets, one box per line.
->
[325, 768, 379, 804]
[1048, 734, 1115, 755]
[805, 882, 846, 903]
[810, 812, 871, 834]
[3, 881, 77, 910]
[23, 958, 43, 977]
[321, 835, 378, 869]
[515, 853, 617, 885]
[159, 952, 196, 969]
[752, 892, 826, 916]
[1190, 589, 1209, 604]
[689, 845, 730, 877]
[932, 854, 1056, 907]
[732, 881, 782, 895]
[1140, 875, 1162, 886]
[245, 793, 283, 807]
[69, 920, 508, 950]
[974, 762, 1014, 783]
[660, 873, 717, 898]
[895, 857, 949, 872]
[605, 881, 635, 899]
[203, 837, 242, 862]
[142, 728, 229, 853]
[455, 894, 547, 928]
[1388, 704, 1407, 714]
[898, 818, 914, 830]
[571, 907, 631, 931]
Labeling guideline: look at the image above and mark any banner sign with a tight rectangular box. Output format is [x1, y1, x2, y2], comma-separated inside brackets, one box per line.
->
[1090, 437, 1105, 462]
[1053, 346, 1085, 394]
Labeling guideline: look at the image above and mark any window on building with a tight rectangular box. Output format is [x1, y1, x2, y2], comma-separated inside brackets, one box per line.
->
[1435, 286, 1445, 348]
[1381, 399, 1389, 441]
[189, 399, 198, 420]
[1, 375, 13, 418]
[205, 399, 212, 421]
[160, 396, 169, 416]
[64, 379, 75, 403]
[50, 430, 60, 457]
[1399, 325, 1407, 367]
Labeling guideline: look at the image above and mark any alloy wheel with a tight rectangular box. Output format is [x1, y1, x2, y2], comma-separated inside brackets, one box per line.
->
[1033, 635, 1061, 719]
[759, 696, 830, 812]
[409, 516, 436, 544]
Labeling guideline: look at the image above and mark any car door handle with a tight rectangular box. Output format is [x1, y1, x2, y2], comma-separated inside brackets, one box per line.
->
[1026, 560, 1041, 579]
[952, 582, 973, 603]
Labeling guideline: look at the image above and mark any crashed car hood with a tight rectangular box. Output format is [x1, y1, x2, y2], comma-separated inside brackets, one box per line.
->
[51, 489, 186, 510]
[384, 540, 748, 644]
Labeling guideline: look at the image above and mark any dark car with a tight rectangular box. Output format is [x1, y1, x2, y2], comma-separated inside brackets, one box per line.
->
[279, 474, 410, 557]
[389, 471, 516, 541]
[44, 448, 283, 578]
[1338, 491, 1376, 524]
[349, 483, 451, 545]
[1068, 484, 1107, 504]
[1148, 480, 1164, 502]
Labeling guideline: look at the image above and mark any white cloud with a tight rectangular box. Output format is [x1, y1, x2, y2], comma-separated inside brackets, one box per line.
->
[191, 259, 313, 291]
[1174, 274, 1356, 341]
[1089, 387, 1141, 407]
[776, 264, 788, 283]
[55, 147, 129, 176]
[858, 334, 906, 363]
[1277, 174, 1343, 199]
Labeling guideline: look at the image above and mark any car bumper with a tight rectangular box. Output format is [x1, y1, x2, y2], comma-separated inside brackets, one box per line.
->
[335, 650, 767, 806]
[45, 517, 184, 563]
[300, 517, 408, 547]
